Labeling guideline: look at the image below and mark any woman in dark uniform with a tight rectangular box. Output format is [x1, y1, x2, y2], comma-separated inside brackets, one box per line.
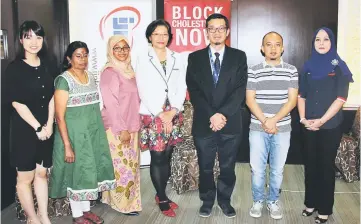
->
[298, 27, 353, 223]
[4, 21, 54, 224]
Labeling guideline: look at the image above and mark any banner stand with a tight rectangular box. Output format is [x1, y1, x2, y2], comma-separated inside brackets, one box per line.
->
[69, 0, 154, 166]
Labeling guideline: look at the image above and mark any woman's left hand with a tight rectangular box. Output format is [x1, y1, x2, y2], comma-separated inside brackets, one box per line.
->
[159, 110, 176, 124]
[307, 119, 323, 131]
[36, 127, 48, 141]
[163, 122, 173, 135]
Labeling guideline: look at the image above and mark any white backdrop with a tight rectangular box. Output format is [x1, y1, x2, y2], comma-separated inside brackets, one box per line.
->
[337, 0, 360, 109]
[69, 0, 154, 166]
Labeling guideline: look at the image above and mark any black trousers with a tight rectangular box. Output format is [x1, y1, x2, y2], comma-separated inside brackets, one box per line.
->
[303, 126, 342, 215]
[194, 133, 241, 206]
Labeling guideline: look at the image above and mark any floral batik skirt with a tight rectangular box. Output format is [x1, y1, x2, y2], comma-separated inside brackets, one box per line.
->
[102, 129, 142, 213]
[140, 99, 183, 152]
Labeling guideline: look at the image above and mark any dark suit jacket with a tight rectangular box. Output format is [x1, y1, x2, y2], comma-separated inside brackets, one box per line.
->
[186, 45, 248, 137]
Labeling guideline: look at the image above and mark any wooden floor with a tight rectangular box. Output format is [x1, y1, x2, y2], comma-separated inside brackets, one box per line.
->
[2, 164, 360, 224]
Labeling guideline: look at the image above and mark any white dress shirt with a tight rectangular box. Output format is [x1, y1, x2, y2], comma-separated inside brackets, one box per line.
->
[209, 45, 225, 67]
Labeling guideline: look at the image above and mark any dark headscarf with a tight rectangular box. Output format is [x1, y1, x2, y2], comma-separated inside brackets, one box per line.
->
[303, 27, 353, 82]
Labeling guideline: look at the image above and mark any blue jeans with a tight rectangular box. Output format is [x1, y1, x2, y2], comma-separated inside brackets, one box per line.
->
[249, 131, 290, 203]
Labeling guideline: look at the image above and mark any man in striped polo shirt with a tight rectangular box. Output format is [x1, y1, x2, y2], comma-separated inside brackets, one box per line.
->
[246, 32, 298, 220]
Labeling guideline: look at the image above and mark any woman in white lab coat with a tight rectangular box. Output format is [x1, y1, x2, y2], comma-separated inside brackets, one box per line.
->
[134, 19, 187, 217]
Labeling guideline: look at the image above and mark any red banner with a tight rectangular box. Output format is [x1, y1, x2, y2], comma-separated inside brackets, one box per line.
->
[164, 0, 231, 53]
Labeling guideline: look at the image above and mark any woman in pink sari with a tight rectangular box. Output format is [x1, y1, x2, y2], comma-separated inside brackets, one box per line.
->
[99, 35, 141, 216]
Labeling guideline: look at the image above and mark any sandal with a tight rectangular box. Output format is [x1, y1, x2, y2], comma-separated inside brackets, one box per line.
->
[302, 208, 316, 217]
[72, 216, 94, 224]
[315, 216, 328, 223]
[83, 211, 104, 224]
[155, 195, 179, 210]
[122, 211, 140, 216]
[159, 200, 176, 217]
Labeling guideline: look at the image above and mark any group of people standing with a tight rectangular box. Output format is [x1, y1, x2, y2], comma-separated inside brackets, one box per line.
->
[5, 12, 352, 224]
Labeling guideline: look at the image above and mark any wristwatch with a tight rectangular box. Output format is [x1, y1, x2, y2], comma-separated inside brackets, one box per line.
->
[35, 126, 42, 132]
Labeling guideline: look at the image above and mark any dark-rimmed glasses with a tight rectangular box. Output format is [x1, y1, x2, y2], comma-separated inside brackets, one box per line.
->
[113, 46, 130, 53]
[207, 26, 228, 33]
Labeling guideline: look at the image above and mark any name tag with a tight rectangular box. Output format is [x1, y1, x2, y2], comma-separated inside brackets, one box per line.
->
[328, 72, 336, 76]
[173, 68, 179, 71]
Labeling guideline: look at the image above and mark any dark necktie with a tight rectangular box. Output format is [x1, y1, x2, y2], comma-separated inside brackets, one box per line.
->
[213, 52, 220, 86]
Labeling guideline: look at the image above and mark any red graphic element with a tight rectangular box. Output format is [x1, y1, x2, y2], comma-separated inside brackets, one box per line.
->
[99, 6, 141, 46]
[164, 0, 231, 52]
[337, 97, 346, 102]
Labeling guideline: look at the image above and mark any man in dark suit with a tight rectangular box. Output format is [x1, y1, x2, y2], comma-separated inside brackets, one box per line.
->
[186, 13, 248, 218]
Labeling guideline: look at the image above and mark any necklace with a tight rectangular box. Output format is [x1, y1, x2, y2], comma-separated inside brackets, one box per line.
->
[70, 68, 88, 84]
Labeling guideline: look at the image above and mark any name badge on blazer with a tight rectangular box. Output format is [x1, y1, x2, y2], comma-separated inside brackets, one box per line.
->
[328, 72, 336, 76]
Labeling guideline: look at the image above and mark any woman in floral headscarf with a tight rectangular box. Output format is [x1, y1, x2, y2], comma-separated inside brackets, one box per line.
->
[99, 35, 141, 216]
[298, 27, 353, 223]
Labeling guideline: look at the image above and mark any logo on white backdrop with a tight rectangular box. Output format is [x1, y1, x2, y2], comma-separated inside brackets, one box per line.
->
[99, 6, 141, 48]
[69, 0, 154, 166]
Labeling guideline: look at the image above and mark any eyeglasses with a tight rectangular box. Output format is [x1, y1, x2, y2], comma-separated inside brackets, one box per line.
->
[151, 33, 169, 38]
[207, 26, 228, 33]
[113, 46, 130, 53]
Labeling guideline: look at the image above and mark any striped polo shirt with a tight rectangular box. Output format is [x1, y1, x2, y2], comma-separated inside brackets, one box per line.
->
[247, 60, 299, 132]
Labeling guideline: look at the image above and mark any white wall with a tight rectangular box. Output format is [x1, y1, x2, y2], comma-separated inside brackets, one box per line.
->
[337, 0, 360, 108]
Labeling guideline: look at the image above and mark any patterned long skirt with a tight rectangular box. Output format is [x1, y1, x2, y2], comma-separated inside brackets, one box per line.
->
[102, 129, 142, 213]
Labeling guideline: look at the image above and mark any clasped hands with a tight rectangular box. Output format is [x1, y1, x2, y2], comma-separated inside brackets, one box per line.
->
[301, 118, 323, 131]
[261, 117, 278, 134]
[159, 109, 177, 135]
[210, 113, 227, 132]
[36, 122, 53, 141]
[117, 109, 177, 149]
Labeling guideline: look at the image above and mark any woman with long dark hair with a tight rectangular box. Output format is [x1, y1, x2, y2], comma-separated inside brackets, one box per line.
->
[49, 41, 116, 224]
[4, 20, 54, 224]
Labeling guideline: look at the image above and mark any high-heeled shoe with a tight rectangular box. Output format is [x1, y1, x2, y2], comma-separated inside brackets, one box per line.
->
[302, 208, 316, 217]
[155, 195, 179, 209]
[315, 216, 328, 223]
[158, 200, 176, 217]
